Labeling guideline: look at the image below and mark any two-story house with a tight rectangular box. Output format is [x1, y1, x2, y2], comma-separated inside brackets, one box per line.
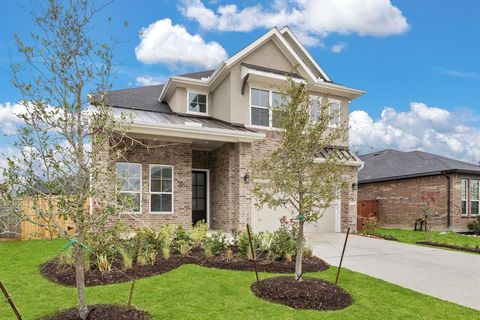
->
[102, 27, 364, 233]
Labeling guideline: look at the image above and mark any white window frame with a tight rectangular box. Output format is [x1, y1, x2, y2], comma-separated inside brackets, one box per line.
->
[149, 164, 174, 214]
[249, 87, 283, 129]
[328, 99, 342, 127]
[186, 90, 208, 115]
[461, 178, 469, 216]
[116, 162, 142, 214]
[471, 179, 479, 215]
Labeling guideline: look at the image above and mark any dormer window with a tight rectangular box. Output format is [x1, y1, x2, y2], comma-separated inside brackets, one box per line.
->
[188, 91, 208, 114]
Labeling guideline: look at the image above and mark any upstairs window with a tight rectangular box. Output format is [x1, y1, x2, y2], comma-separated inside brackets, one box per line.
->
[329, 100, 341, 126]
[471, 180, 479, 215]
[251, 88, 270, 127]
[116, 163, 141, 213]
[309, 97, 322, 122]
[250, 88, 287, 128]
[188, 92, 207, 114]
[461, 178, 468, 215]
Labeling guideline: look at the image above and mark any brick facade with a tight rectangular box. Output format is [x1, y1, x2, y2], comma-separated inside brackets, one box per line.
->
[358, 173, 479, 231]
[100, 131, 359, 233]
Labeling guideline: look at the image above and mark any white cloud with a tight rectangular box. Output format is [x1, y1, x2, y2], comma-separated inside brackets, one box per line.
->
[330, 41, 347, 53]
[135, 75, 166, 86]
[179, 0, 409, 46]
[435, 67, 480, 79]
[350, 103, 480, 163]
[135, 18, 228, 69]
[0, 102, 28, 135]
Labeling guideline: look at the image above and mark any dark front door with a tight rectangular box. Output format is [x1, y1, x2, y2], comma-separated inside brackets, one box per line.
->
[192, 171, 207, 226]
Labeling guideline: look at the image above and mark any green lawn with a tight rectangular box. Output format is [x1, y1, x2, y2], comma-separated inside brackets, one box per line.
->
[375, 228, 480, 249]
[0, 240, 478, 320]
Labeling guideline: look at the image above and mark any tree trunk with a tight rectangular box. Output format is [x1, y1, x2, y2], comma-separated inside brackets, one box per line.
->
[295, 220, 305, 281]
[74, 242, 88, 319]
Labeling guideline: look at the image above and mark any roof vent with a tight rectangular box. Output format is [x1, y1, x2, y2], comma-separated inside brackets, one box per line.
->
[185, 121, 202, 127]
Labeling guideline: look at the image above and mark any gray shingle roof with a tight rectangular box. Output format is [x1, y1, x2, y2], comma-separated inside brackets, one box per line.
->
[176, 70, 215, 79]
[359, 149, 480, 183]
[105, 84, 172, 113]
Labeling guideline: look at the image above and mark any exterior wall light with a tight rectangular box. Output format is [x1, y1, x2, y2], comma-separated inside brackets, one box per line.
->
[244, 173, 250, 184]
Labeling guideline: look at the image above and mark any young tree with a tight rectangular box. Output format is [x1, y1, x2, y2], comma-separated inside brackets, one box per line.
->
[1, 1, 130, 318]
[252, 79, 349, 281]
[420, 192, 440, 241]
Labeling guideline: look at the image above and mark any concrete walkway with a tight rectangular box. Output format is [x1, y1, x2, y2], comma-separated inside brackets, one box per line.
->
[306, 232, 480, 310]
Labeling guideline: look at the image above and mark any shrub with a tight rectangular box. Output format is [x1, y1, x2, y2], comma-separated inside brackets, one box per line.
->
[303, 245, 313, 258]
[191, 220, 208, 247]
[148, 250, 158, 266]
[238, 231, 271, 259]
[83, 252, 91, 272]
[97, 255, 111, 272]
[177, 239, 192, 256]
[467, 216, 480, 235]
[88, 221, 129, 265]
[225, 248, 234, 261]
[361, 217, 379, 235]
[158, 224, 174, 258]
[204, 245, 213, 258]
[135, 227, 162, 252]
[58, 248, 75, 266]
[174, 225, 193, 251]
[205, 231, 229, 255]
[269, 221, 296, 260]
[119, 248, 133, 270]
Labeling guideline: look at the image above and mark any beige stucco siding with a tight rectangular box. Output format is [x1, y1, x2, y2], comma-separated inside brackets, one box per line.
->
[211, 73, 231, 123]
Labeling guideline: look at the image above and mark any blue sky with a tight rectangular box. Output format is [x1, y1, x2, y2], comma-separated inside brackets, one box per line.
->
[0, 0, 479, 162]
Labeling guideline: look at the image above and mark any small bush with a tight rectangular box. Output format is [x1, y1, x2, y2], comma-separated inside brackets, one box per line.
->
[83, 252, 91, 271]
[158, 224, 174, 252]
[58, 248, 75, 266]
[204, 245, 213, 258]
[303, 245, 313, 258]
[97, 255, 111, 272]
[174, 226, 193, 251]
[149, 250, 158, 265]
[467, 216, 480, 235]
[135, 227, 162, 251]
[137, 254, 147, 267]
[238, 231, 271, 259]
[177, 239, 192, 256]
[119, 248, 133, 270]
[191, 220, 208, 247]
[205, 231, 229, 255]
[270, 221, 296, 260]
[162, 247, 170, 260]
[361, 217, 379, 235]
[225, 248, 234, 261]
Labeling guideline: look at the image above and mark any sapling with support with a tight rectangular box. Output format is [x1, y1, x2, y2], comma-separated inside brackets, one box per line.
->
[252, 77, 349, 281]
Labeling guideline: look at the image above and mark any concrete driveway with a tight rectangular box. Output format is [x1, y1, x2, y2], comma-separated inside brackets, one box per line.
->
[306, 232, 480, 310]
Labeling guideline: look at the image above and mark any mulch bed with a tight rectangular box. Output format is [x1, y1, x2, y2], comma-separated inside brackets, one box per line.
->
[41, 249, 329, 286]
[251, 276, 352, 311]
[416, 241, 480, 254]
[40, 304, 150, 320]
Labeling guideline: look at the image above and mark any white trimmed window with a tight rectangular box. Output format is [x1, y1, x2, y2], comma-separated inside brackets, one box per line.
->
[329, 100, 341, 126]
[250, 88, 287, 128]
[461, 178, 468, 215]
[150, 165, 173, 213]
[251, 88, 270, 127]
[188, 92, 207, 114]
[309, 97, 322, 122]
[116, 163, 141, 213]
[471, 179, 479, 215]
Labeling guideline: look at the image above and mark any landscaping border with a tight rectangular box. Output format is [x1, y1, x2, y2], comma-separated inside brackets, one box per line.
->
[416, 241, 480, 254]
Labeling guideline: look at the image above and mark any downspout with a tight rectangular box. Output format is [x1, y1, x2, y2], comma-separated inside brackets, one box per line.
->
[442, 172, 451, 229]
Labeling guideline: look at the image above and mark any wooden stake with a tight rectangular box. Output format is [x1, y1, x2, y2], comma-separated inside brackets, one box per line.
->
[246, 224, 261, 288]
[0, 281, 22, 320]
[127, 279, 136, 307]
[335, 227, 350, 285]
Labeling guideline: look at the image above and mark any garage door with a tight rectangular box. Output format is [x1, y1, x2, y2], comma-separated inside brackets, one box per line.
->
[304, 200, 340, 233]
[251, 198, 340, 233]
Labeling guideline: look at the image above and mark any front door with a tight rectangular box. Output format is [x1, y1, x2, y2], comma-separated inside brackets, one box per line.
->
[192, 170, 207, 226]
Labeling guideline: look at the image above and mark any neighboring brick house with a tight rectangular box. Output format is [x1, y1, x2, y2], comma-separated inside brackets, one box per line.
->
[358, 149, 480, 231]
[100, 27, 364, 234]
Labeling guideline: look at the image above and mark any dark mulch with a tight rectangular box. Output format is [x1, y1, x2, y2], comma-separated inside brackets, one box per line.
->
[41, 249, 329, 286]
[40, 304, 150, 320]
[416, 241, 480, 254]
[359, 233, 398, 241]
[251, 276, 352, 311]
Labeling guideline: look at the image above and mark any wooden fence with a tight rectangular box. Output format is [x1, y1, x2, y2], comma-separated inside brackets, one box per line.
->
[0, 197, 80, 240]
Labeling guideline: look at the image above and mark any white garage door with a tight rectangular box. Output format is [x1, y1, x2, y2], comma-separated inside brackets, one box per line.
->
[304, 201, 340, 233]
[251, 198, 341, 233]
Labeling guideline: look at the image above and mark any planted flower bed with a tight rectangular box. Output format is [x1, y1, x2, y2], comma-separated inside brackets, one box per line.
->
[41, 220, 328, 286]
